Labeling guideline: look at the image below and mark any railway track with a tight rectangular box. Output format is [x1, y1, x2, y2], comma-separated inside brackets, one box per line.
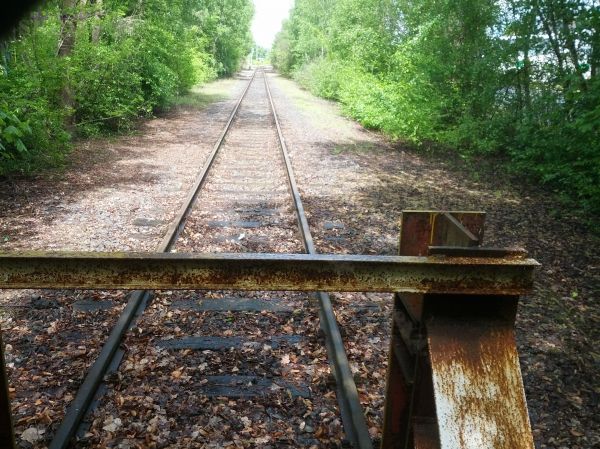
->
[49, 69, 371, 449]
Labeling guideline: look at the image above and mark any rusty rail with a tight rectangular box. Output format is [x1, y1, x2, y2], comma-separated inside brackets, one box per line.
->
[265, 71, 373, 449]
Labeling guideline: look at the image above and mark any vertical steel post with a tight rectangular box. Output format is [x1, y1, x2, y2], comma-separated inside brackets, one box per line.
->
[382, 211, 533, 449]
[383, 211, 466, 448]
[0, 329, 16, 448]
[423, 294, 534, 449]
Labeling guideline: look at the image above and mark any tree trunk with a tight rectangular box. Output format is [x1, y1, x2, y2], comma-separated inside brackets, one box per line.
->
[534, 0, 566, 80]
[58, 0, 78, 130]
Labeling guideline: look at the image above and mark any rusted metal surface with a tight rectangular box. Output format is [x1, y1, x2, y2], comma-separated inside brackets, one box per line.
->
[0, 252, 537, 294]
[435, 213, 479, 247]
[383, 210, 536, 449]
[445, 212, 485, 244]
[383, 292, 440, 449]
[426, 314, 534, 449]
[382, 210, 437, 449]
[399, 211, 485, 256]
[382, 339, 412, 449]
[413, 421, 440, 449]
[428, 247, 528, 258]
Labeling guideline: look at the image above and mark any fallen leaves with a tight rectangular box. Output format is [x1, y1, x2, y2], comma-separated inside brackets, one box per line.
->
[1, 290, 130, 447]
[21, 427, 45, 443]
[102, 416, 122, 433]
[1, 70, 597, 449]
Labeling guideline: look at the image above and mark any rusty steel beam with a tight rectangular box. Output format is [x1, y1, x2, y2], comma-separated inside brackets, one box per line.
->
[383, 210, 536, 449]
[428, 247, 528, 258]
[436, 213, 479, 247]
[425, 297, 534, 449]
[399, 211, 486, 257]
[0, 252, 537, 294]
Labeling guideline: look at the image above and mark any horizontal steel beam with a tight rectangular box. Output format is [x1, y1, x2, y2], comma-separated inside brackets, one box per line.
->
[0, 252, 537, 295]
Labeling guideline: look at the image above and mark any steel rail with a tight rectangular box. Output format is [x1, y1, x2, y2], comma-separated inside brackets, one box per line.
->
[48, 70, 257, 449]
[263, 70, 374, 449]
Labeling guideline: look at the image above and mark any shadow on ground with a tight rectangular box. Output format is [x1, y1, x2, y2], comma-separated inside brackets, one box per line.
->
[302, 137, 600, 449]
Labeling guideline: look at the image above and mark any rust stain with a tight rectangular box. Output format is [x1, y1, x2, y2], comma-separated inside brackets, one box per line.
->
[429, 212, 439, 247]
[428, 319, 534, 449]
[0, 252, 537, 295]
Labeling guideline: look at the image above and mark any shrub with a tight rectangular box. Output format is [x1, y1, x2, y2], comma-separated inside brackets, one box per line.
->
[293, 57, 343, 100]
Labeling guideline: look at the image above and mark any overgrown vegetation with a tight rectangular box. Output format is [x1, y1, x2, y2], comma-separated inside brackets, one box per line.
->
[273, 0, 600, 217]
[0, 0, 253, 175]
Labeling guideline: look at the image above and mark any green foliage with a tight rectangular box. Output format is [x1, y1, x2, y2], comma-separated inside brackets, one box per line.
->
[196, 0, 254, 76]
[250, 45, 270, 65]
[70, 27, 147, 136]
[274, 0, 600, 217]
[0, 11, 70, 175]
[509, 79, 600, 216]
[0, 106, 31, 160]
[292, 57, 342, 100]
[272, 20, 295, 75]
[0, 0, 253, 174]
[338, 67, 438, 141]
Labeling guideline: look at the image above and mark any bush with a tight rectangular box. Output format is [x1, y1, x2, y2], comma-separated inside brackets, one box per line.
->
[0, 106, 31, 163]
[71, 31, 147, 136]
[508, 85, 600, 216]
[0, 12, 70, 174]
[293, 57, 343, 100]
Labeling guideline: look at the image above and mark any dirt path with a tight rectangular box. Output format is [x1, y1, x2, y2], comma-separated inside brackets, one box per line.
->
[0, 71, 598, 449]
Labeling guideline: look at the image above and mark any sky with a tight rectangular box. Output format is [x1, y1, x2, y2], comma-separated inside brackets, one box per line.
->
[251, 0, 294, 49]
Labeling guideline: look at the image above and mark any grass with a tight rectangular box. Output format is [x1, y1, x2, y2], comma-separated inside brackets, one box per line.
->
[331, 142, 377, 155]
[169, 91, 228, 109]
[271, 74, 351, 131]
[169, 78, 238, 110]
